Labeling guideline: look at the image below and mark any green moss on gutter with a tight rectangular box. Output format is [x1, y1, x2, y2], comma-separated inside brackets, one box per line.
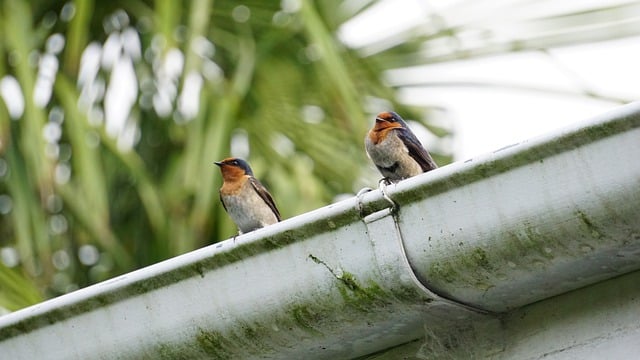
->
[338, 271, 360, 292]
[576, 210, 604, 239]
[428, 262, 457, 284]
[128, 282, 436, 359]
[308, 254, 393, 312]
[427, 247, 496, 291]
[337, 277, 391, 312]
[155, 344, 178, 360]
[424, 209, 615, 292]
[196, 328, 235, 359]
[177, 284, 415, 358]
[289, 304, 323, 334]
[189, 321, 279, 358]
[470, 248, 492, 270]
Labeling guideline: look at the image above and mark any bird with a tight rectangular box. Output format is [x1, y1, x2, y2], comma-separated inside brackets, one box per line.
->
[365, 111, 438, 183]
[214, 157, 281, 234]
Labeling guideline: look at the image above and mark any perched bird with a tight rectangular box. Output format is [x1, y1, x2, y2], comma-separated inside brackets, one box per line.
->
[365, 111, 438, 182]
[215, 157, 281, 233]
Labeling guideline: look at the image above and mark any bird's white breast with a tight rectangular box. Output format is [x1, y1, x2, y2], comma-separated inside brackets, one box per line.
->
[221, 181, 278, 233]
[365, 130, 422, 180]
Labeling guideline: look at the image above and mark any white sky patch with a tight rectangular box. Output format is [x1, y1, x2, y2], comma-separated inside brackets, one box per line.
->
[121, 27, 142, 60]
[398, 86, 617, 160]
[0, 76, 25, 119]
[231, 129, 250, 159]
[42, 122, 62, 143]
[78, 43, 102, 87]
[34, 53, 59, 107]
[385, 51, 579, 92]
[46, 33, 66, 55]
[153, 48, 184, 117]
[77, 43, 104, 113]
[301, 105, 325, 124]
[164, 48, 185, 78]
[78, 26, 143, 150]
[101, 32, 122, 70]
[0, 246, 19, 268]
[281, 0, 302, 13]
[271, 133, 295, 157]
[548, 36, 640, 100]
[152, 88, 173, 117]
[192, 36, 215, 59]
[177, 71, 203, 120]
[104, 55, 137, 138]
[338, 0, 428, 48]
[117, 119, 140, 152]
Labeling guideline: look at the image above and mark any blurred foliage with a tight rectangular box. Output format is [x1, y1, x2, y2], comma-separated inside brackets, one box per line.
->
[0, 0, 441, 310]
[1, 0, 638, 312]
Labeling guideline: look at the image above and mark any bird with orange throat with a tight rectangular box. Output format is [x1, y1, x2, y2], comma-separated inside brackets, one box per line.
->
[365, 111, 438, 183]
[215, 158, 281, 234]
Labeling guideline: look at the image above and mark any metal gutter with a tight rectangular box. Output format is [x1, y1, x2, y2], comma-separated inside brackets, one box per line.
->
[385, 101, 640, 312]
[0, 102, 639, 358]
[0, 185, 489, 359]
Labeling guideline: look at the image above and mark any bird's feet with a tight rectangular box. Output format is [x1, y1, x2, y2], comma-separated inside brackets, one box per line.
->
[378, 177, 393, 187]
[378, 177, 398, 213]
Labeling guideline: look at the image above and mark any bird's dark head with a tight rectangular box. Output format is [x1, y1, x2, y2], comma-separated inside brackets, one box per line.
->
[373, 111, 406, 131]
[215, 157, 254, 180]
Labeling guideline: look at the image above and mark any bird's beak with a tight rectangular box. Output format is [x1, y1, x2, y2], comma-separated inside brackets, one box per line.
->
[214, 161, 223, 167]
[375, 117, 387, 123]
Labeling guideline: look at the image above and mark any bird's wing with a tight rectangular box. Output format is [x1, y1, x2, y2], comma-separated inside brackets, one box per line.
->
[219, 193, 228, 212]
[397, 128, 438, 172]
[249, 177, 282, 221]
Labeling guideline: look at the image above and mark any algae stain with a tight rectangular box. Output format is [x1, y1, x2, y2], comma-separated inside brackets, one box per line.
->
[428, 248, 492, 284]
[195, 328, 233, 359]
[193, 263, 205, 278]
[338, 271, 360, 291]
[576, 210, 604, 239]
[289, 305, 322, 335]
[337, 278, 390, 312]
[470, 248, 492, 270]
[426, 246, 501, 292]
[242, 324, 258, 339]
[308, 254, 364, 292]
[428, 262, 457, 283]
[308, 254, 390, 311]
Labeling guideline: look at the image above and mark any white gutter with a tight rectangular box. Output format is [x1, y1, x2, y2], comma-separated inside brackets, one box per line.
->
[0, 102, 639, 359]
[389, 101, 640, 312]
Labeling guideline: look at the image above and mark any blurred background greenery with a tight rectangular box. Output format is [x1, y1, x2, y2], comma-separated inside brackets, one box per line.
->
[0, 0, 638, 312]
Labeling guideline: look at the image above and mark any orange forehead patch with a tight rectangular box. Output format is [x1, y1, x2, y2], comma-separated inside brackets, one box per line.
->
[376, 111, 394, 121]
[219, 157, 236, 164]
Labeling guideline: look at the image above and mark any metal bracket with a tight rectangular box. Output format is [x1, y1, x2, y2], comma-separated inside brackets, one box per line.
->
[378, 178, 398, 214]
[357, 182, 488, 315]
